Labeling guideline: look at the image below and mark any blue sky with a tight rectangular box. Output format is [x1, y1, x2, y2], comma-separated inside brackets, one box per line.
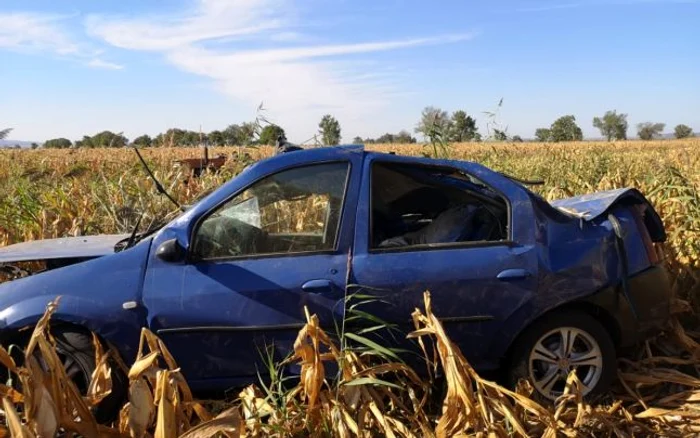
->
[1, 0, 698, 143]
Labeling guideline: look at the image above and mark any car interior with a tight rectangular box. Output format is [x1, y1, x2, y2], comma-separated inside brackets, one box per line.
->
[370, 162, 508, 249]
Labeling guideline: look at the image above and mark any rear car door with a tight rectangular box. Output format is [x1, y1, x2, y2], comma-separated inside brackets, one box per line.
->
[142, 150, 363, 390]
[350, 154, 539, 371]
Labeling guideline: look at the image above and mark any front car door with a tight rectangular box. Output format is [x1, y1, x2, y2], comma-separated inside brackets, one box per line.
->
[351, 154, 539, 371]
[142, 148, 363, 391]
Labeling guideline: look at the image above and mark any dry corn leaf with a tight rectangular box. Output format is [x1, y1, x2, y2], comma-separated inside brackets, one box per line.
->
[32, 334, 99, 437]
[178, 407, 243, 438]
[86, 333, 113, 406]
[0, 347, 17, 372]
[25, 357, 58, 438]
[0, 383, 23, 404]
[154, 370, 177, 438]
[128, 378, 154, 438]
[24, 297, 60, 358]
[2, 397, 35, 438]
[128, 350, 160, 380]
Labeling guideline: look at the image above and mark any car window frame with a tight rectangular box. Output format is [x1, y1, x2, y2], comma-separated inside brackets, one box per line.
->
[367, 160, 514, 255]
[189, 160, 352, 262]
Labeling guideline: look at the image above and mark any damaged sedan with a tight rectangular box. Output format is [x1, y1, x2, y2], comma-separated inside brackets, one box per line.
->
[0, 145, 671, 406]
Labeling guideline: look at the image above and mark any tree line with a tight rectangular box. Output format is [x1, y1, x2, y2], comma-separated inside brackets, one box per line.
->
[6, 107, 696, 149]
[534, 111, 694, 142]
[33, 115, 341, 149]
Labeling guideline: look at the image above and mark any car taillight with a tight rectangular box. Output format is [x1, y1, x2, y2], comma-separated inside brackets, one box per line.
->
[633, 205, 661, 265]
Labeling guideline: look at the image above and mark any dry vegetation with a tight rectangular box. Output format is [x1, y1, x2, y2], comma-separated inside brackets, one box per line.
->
[0, 139, 699, 436]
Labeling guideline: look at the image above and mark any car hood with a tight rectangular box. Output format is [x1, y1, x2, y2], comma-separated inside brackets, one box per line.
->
[0, 234, 131, 264]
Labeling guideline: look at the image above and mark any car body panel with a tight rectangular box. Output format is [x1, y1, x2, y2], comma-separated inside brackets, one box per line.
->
[0, 234, 130, 263]
[141, 146, 364, 389]
[350, 153, 539, 370]
[551, 187, 666, 241]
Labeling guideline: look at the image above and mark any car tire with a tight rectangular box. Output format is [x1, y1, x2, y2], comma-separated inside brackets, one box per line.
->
[47, 328, 128, 423]
[506, 311, 616, 402]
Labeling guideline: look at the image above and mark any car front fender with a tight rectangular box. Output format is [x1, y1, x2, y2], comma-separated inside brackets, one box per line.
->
[0, 296, 145, 365]
[0, 241, 152, 363]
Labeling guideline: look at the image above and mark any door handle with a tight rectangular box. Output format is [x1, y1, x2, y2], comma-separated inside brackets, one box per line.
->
[497, 269, 532, 281]
[301, 279, 333, 293]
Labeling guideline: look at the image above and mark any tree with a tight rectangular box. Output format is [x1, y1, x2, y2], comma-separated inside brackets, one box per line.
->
[75, 135, 93, 148]
[156, 128, 187, 147]
[0, 128, 11, 140]
[352, 136, 363, 144]
[549, 115, 583, 142]
[208, 130, 225, 146]
[180, 130, 204, 146]
[674, 124, 694, 139]
[133, 135, 152, 147]
[30, 142, 39, 149]
[449, 110, 479, 142]
[493, 129, 508, 141]
[534, 128, 551, 142]
[259, 125, 285, 145]
[395, 130, 417, 143]
[362, 131, 416, 144]
[512, 135, 524, 142]
[593, 110, 628, 141]
[88, 131, 128, 148]
[222, 125, 242, 146]
[415, 106, 451, 140]
[319, 114, 341, 145]
[637, 122, 665, 140]
[231, 122, 256, 146]
[43, 138, 72, 149]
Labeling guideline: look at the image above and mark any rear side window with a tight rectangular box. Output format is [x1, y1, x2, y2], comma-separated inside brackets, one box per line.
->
[193, 162, 350, 259]
[370, 162, 508, 249]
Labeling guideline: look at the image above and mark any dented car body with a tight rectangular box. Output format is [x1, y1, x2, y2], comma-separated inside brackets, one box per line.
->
[0, 145, 671, 399]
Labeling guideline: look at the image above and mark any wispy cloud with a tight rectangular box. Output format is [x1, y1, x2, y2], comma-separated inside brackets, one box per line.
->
[86, 58, 124, 70]
[86, 0, 476, 139]
[0, 13, 80, 55]
[85, 0, 284, 51]
[268, 31, 307, 42]
[0, 12, 121, 70]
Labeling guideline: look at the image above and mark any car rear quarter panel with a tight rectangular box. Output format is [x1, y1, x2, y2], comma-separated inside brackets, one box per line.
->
[487, 202, 660, 364]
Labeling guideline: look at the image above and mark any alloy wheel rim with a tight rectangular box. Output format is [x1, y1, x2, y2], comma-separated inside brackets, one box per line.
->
[528, 327, 603, 400]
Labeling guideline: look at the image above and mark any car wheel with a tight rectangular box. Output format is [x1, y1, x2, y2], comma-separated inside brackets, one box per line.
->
[507, 311, 616, 401]
[41, 328, 127, 422]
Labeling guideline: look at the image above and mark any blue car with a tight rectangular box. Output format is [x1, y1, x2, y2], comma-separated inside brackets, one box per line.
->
[0, 145, 671, 405]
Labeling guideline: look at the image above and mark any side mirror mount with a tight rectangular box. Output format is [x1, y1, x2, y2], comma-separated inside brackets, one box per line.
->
[156, 238, 186, 263]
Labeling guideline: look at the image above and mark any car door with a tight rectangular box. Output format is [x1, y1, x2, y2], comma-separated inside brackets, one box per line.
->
[142, 152, 362, 390]
[350, 154, 539, 371]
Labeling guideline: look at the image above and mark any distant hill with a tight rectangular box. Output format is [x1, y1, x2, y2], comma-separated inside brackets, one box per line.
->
[0, 139, 35, 148]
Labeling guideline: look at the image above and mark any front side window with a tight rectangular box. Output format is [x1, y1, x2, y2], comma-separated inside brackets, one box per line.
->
[194, 162, 349, 259]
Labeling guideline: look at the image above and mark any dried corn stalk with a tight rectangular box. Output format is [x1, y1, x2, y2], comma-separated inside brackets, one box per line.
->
[2, 293, 700, 437]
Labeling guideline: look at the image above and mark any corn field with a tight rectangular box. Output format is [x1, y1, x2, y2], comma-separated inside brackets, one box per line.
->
[0, 139, 699, 436]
